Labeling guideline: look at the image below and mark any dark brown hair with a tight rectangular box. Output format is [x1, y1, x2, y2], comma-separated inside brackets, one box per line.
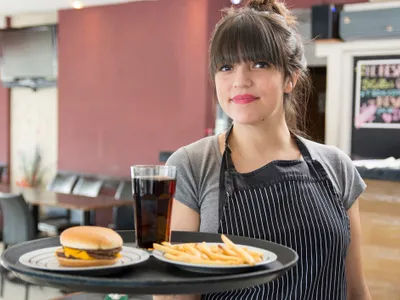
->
[209, 0, 311, 136]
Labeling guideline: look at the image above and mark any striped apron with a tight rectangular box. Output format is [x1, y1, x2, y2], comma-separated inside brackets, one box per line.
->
[203, 125, 350, 300]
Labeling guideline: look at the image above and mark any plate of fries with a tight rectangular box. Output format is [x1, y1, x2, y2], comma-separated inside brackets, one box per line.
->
[152, 234, 277, 274]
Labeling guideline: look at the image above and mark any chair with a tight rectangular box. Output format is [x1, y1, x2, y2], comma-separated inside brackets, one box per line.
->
[0, 164, 7, 183]
[38, 173, 80, 236]
[0, 164, 6, 240]
[111, 181, 135, 230]
[47, 173, 79, 194]
[0, 166, 4, 183]
[115, 180, 132, 200]
[72, 177, 104, 197]
[100, 179, 120, 196]
[159, 151, 173, 163]
[93, 179, 120, 227]
[44, 173, 79, 219]
[0, 193, 35, 300]
[37, 217, 81, 236]
[70, 177, 104, 224]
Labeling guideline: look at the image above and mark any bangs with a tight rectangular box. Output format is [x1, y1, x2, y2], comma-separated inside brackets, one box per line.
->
[210, 13, 286, 77]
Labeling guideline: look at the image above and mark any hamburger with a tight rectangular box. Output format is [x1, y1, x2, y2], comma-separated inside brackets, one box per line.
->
[56, 226, 123, 267]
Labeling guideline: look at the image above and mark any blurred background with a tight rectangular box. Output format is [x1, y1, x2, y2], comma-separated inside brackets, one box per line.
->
[0, 0, 399, 299]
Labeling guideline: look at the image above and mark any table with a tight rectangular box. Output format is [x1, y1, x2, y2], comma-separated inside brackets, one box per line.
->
[0, 184, 134, 226]
[1, 231, 298, 295]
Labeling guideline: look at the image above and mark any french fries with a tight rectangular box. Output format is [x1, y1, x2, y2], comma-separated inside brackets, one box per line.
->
[153, 234, 264, 266]
[221, 234, 256, 265]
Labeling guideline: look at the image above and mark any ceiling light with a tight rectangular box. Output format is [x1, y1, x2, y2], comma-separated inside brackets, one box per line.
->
[231, 0, 241, 4]
[72, 1, 84, 9]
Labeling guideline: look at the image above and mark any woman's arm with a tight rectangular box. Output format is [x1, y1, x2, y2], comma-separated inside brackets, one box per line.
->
[153, 200, 201, 300]
[169, 199, 200, 232]
[345, 200, 372, 300]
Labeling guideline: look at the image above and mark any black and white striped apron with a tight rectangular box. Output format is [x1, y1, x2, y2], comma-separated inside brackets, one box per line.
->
[203, 125, 350, 300]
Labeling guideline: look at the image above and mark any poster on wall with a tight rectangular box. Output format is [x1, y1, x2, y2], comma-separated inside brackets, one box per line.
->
[354, 59, 400, 129]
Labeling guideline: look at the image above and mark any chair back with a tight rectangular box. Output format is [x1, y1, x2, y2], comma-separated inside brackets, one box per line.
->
[0, 164, 7, 183]
[113, 181, 134, 230]
[0, 193, 35, 244]
[70, 177, 103, 224]
[45, 173, 79, 218]
[115, 181, 132, 200]
[47, 173, 78, 194]
[72, 177, 103, 197]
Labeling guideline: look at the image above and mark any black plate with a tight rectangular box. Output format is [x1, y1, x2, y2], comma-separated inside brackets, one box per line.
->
[1, 231, 298, 295]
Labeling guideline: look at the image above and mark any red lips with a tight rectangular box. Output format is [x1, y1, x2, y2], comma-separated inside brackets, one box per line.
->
[231, 94, 258, 104]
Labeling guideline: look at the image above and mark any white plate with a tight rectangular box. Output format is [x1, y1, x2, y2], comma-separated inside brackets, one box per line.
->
[152, 243, 278, 274]
[19, 246, 150, 272]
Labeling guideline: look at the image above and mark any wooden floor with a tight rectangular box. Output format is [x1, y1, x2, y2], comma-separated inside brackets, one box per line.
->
[359, 180, 400, 300]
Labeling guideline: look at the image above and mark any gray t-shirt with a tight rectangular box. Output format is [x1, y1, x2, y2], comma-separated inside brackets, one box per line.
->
[166, 135, 366, 233]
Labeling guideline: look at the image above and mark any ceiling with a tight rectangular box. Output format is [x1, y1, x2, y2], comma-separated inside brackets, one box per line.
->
[0, 0, 147, 15]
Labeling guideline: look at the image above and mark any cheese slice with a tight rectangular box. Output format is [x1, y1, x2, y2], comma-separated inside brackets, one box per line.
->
[63, 247, 95, 260]
[63, 247, 122, 260]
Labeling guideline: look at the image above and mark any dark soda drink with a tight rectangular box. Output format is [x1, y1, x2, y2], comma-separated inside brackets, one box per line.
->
[132, 176, 176, 249]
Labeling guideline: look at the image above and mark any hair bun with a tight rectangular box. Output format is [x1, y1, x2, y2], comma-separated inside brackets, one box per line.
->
[247, 0, 297, 27]
[247, 0, 269, 10]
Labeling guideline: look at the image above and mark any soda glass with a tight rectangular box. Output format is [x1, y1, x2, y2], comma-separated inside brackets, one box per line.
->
[130, 165, 177, 249]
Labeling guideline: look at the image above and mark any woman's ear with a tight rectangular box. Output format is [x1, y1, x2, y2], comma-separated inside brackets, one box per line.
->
[284, 71, 300, 93]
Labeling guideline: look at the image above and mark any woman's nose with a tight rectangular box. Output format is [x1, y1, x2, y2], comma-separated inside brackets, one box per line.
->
[232, 66, 252, 88]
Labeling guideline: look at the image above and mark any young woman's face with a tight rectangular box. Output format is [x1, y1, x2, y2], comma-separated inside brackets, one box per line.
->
[215, 61, 294, 126]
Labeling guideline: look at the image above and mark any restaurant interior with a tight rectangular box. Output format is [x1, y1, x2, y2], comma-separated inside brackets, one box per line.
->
[0, 0, 399, 299]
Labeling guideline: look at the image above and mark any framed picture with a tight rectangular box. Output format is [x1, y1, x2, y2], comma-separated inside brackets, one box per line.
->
[354, 58, 400, 129]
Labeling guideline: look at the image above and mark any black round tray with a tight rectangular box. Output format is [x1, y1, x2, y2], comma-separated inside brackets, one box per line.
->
[1, 231, 298, 295]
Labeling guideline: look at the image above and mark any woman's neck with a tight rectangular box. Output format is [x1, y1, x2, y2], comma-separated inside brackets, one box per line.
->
[231, 122, 292, 152]
[222, 118, 301, 173]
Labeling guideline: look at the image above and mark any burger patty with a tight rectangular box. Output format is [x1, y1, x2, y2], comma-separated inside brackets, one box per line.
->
[85, 247, 122, 257]
[56, 252, 70, 259]
[83, 253, 116, 260]
[58, 247, 122, 260]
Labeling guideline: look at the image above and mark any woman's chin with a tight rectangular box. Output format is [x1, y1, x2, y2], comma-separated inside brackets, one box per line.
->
[232, 118, 262, 125]
[230, 115, 265, 126]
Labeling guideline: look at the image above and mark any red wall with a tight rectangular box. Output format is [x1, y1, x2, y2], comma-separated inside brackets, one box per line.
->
[58, 0, 364, 177]
[58, 0, 230, 176]
[0, 85, 9, 165]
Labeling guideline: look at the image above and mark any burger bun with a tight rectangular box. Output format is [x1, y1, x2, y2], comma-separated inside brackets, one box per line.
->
[60, 226, 123, 250]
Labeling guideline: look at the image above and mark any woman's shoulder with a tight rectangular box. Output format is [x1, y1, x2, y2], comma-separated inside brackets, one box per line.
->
[299, 137, 349, 163]
[165, 135, 221, 216]
[166, 135, 222, 185]
[299, 136, 366, 209]
[299, 136, 358, 179]
[167, 135, 221, 167]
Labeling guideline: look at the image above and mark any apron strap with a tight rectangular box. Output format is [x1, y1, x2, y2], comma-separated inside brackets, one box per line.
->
[219, 124, 234, 222]
[224, 124, 233, 147]
[218, 151, 228, 223]
[218, 126, 314, 222]
[293, 135, 313, 161]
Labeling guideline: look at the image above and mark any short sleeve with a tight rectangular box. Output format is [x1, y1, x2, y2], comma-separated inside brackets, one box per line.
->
[166, 147, 200, 213]
[338, 150, 367, 210]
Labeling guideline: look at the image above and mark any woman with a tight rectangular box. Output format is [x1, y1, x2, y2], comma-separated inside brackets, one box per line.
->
[158, 0, 371, 299]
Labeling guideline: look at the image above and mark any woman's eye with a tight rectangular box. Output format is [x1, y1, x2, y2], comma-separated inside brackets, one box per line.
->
[219, 65, 233, 72]
[254, 61, 270, 69]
